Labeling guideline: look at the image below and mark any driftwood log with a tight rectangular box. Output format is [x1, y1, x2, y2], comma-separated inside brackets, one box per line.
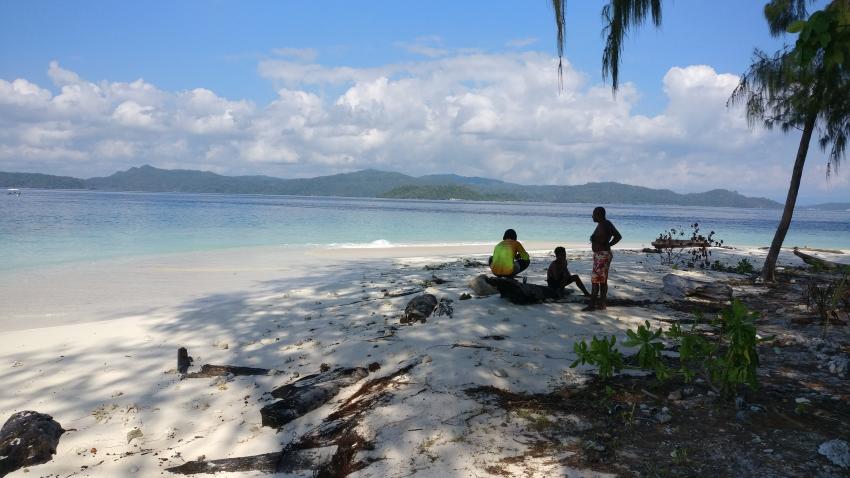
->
[662, 274, 732, 302]
[184, 364, 271, 378]
[487, 277, 557, 305]
[0, 411, 65, 477]
[651, 239, 710, 249]
[168, 359, 421, 476]
[793, 247, 850, 272]
[261, 367, 369, 429]
[468, 274, 498, 296]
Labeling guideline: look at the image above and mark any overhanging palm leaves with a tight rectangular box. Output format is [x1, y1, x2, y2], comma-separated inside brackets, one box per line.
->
[551, 0, 662, 91]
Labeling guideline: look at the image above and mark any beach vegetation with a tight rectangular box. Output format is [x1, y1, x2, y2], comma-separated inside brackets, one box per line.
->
[571, 301, 767, 398]
[803, 273, 848, 336]
[710, 258, 757, 275]
[570, 335, 624, 379]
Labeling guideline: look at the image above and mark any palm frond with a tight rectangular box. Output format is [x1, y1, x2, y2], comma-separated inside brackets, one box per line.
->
[601, 0, 663, 92]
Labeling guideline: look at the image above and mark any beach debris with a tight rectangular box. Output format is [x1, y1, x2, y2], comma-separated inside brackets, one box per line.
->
[794, 247, 850, 272]
[320, 363, 331, 372]
[184, 364, 270, 378]
[818, 439, 850, 468]
[11, 361, 22, 368]
[655, 408, 673, 424]
[368, 362, 381, 372]
[0, 411, 65, 477]
[260, 366, 369, 429]
[463, 258, 487, 268]
[424, 262, 450, 271]
[170, 359, 421, 476]
[430, 274, 449, 284]
[459, 293, 472, 300]
[435, 298, 454, 318]
[400, 294, 438, 324]
[126, 427, 143, 444]
[488, 277, 553, 305]
[492, 368, 508, 378]
[662, 274, 732, 302]
[828, 357, 848, 377]
[177, 347, 193, 374]
[468, 274, 498, 296]
[383, 287, 423, 298]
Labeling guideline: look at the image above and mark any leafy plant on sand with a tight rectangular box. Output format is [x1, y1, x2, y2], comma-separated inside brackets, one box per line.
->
[710, 258, 757, 275]
[571, 300, 769, 397]
[570, 335, 624, 379]
[654, 223, 723, 269]
[803, 273, 849, 336]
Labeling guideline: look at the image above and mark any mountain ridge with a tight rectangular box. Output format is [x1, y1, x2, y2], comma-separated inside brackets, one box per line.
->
[1, 165, 784, 208]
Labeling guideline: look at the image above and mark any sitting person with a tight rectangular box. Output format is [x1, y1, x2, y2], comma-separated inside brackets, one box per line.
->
[547, 246, 590, 298]
[489, 228, 530, 278]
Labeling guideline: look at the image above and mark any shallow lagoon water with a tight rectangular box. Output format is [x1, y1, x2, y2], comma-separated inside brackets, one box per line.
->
[1, 189, 848, 272]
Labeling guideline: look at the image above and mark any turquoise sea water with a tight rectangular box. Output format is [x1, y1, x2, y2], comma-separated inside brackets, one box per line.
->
[1, 190, 848, 273]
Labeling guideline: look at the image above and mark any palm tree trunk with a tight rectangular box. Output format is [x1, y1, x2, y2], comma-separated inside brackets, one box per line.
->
[761, 112, 818, 282]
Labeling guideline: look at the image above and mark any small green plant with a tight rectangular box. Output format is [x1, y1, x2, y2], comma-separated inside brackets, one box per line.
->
[708, 300, 764, 394]
[571, 301, 768, 399]
[570, 335, 624, 379]
[734, 258, 755, 274]
[623, 320, 670, 380]
[709, 258, 756, 275]
[804, 274, 848, 337]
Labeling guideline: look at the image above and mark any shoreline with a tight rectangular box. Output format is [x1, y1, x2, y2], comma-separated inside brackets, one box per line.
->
[3, 241, 847, 333]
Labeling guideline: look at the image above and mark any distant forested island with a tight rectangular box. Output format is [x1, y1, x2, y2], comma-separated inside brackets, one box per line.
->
[0, 165, 790, 208]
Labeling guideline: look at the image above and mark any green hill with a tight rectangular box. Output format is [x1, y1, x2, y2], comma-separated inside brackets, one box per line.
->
[379, 184, 519, 201]
[0, 165, 784, 208]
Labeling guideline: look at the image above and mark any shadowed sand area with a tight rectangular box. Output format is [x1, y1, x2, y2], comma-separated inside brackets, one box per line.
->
[1, 244, 847, 476]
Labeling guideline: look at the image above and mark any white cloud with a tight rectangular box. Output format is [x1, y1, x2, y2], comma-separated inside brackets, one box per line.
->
[0, 57, 845, 202]
[272, 47, 318, 62]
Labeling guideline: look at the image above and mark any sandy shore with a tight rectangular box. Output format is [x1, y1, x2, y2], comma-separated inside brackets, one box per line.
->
[0, 244, 843, 476]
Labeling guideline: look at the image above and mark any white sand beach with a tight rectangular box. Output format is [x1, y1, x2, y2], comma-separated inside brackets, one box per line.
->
[0, 244, 845, 477]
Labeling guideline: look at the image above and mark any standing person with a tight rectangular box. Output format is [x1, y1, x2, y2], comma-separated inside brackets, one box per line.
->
[586, 207, 622, 310]
[489, 229, 531, 278]
[547, 246, 590, 298]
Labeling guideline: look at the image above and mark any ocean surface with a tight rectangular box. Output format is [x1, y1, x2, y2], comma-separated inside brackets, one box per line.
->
[2, 189, 849, 273]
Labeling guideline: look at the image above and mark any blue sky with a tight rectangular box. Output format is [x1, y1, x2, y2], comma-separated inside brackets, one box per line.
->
[1, 0, 846, 203]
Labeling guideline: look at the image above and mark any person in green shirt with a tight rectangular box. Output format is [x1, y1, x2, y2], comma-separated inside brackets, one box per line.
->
[488, 229, 531, 278]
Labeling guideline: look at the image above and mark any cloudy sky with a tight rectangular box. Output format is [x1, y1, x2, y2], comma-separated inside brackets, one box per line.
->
[1, 0, 846, 203]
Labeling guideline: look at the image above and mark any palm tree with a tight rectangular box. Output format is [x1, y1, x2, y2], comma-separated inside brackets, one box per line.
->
[551, 1, 848, 282]
[731, 1, 849, 282]
[551, 0, 662, 91]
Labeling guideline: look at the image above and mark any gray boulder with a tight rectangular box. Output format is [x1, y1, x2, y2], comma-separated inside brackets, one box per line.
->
[819, 439, 850, 468]
[468, 274, 498, 297]
[662, 274, 732, 302]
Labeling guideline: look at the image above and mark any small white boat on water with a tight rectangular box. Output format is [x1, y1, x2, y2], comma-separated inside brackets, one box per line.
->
[7, 188, 21, 195]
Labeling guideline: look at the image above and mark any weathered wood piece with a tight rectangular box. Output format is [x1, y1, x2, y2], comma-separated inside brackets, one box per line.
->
[184, 364, 270, 378]
[261, 367, 369, 429]
[662, 274, 732, 302]
[177, 347, 193, 374]
[0, 411, 65, 477]
[488, 277, 557, 305]
[166, 447, 337, 475]
[794, 247, 850, 272]
[651, 239, 710, 249]
[167, 359, 421, 476]
[400, 294, 438, 324]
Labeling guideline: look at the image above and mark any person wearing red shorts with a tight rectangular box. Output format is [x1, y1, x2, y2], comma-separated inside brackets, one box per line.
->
[585, 206, 621, 311]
